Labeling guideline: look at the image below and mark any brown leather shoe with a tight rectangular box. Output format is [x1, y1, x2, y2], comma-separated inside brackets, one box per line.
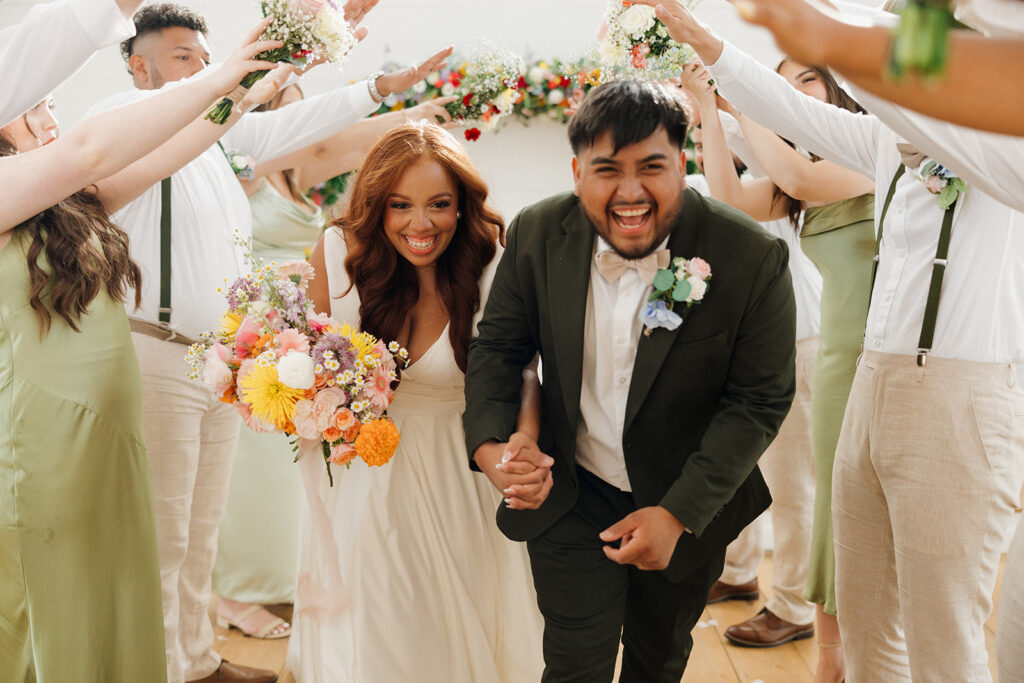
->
[706, 577, 759, 604]
[187, 661, 278, 683]
[724, 607, 814, 648]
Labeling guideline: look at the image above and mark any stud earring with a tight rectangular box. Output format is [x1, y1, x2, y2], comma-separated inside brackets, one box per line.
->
[457, 211, 462, 219]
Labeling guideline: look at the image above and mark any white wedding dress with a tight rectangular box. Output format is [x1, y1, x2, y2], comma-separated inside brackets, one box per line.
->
[287, 228, 544, 682]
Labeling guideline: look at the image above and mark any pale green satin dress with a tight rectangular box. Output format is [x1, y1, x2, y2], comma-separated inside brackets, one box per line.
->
[799, 194, 875, 615]
[0, 230, 166, 681]
[212, 177, 325, 603]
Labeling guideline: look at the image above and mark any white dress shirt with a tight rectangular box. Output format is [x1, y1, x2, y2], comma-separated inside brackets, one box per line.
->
[1, 0, 134, 127]
[708, 41, 1024, 365]
[576, 236, 669, 491]
[686, 173, 822, 342]
[85, 81, 377, 339]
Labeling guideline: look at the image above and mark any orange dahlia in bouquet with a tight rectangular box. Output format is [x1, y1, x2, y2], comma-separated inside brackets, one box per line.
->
[186, 231, 408, 485]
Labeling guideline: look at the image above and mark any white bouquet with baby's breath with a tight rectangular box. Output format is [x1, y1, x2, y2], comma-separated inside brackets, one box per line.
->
[596, 1, 698, 81]
[443, 40, 524, 141]
[206, 0, 358, 124]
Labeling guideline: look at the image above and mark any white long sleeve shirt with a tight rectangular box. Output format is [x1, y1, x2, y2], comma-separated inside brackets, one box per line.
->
[708, 41, 1024, 364]
[85, 81, 377, 339]
[1, 0, 135, 127]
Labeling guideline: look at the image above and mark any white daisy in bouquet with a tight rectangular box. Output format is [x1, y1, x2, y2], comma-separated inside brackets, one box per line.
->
[443, 39, 525, 141]
[596, 0, 699, 81]
[206, 0, 359, 124]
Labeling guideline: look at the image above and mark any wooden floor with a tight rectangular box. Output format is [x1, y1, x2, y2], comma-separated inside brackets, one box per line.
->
[212, 554, 1005, 682]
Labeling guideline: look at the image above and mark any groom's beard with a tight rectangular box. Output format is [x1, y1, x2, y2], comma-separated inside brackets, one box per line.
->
[586, 192, 685, 260]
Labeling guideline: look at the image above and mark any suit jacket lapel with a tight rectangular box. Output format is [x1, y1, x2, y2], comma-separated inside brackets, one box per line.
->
[547, 203, 594, 433]
[623, 188, 705, 433]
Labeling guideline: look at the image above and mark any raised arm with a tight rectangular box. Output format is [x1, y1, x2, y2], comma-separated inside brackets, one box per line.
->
[633, 0, 880, 177]
[732, 0, 1024, 137]
[679, 61, 787, 222]
[720, 99, 874, 203]
[94, 22, 293, 213]
[1, 0, 137, 126]
[227, 46, 454, 165]
[255, 97, 456, 192]
[0, 25, 279, 231]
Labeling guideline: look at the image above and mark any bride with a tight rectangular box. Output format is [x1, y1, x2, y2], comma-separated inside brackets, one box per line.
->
[289, 122, 545, 682]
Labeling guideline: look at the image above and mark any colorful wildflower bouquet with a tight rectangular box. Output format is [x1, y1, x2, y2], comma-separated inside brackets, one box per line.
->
[205, 0, 358, 124]
[597, 0, 697, 80]
[186, 233, 408, 485]
[442, 40, 525, 141]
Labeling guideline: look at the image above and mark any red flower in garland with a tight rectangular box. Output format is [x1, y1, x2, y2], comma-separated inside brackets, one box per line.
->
[462, 93, 475, 108]
[448, 71, 463, 86]
[516, 76, 528, 90]
[464, 128, 481, 142]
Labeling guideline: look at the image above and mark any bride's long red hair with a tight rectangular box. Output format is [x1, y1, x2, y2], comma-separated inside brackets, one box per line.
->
[337, 123, 505, 372]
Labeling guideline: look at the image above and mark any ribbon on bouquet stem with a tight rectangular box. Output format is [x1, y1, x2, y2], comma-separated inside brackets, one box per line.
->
[295, 437, 349, 620]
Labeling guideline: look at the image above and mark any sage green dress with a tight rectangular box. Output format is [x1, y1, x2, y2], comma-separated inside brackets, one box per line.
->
[212, 177, 326, 603]
[0, 231, 166, 681]
[798, 194, 875, 615]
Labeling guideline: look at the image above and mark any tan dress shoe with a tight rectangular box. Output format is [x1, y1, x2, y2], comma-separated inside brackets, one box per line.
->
[724, 607, 815, 648]
[187, 660, 278, 683]
[706, 577, 759, 604]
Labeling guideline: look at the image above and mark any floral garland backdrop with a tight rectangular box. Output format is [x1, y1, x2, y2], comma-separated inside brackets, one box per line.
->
[307, 56, 604, 208]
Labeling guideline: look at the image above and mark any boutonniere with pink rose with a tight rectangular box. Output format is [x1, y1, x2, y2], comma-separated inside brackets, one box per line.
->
[914, 159, 966, 210]
[641, 256, 711, 336]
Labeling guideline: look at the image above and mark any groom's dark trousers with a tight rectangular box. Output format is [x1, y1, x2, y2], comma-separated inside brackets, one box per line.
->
[464, 190, 796, 682]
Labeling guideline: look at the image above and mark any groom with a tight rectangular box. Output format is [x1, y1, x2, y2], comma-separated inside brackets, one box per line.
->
[464, 78, 796, 681]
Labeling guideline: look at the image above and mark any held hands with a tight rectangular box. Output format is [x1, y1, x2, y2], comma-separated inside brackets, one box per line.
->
[474, 433, 555, 510]
[376, 47, 455, 99]
[208, 18, 282, 96]
[600, 506, 687, 571]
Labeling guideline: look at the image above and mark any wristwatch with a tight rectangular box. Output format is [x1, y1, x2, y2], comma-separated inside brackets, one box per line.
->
[367, 71, 386, 103]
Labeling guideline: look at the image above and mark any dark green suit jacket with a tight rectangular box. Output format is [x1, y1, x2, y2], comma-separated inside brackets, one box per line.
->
[463, 188, 796, 581]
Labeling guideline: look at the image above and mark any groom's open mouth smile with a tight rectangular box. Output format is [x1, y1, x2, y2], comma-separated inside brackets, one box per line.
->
[609, 204, 654, 235]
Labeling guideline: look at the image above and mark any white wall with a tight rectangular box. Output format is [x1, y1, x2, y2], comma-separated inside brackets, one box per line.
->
[1, 0, 783, 220]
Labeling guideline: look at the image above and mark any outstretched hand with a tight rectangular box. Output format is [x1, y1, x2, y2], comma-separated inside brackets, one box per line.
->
[208, 18, 282, 95]
[600, 506, 686, 571]
[627, 0, 724, 64]
[376, 46, 455, 99]
[342, 0, 380, 27]
[726, 0, 836, 66]
[405, 97, 458, 127]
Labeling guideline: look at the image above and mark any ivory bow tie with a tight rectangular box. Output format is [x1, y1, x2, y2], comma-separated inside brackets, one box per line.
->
[595, 249, 671, 286]
[896, 142, 927, 170]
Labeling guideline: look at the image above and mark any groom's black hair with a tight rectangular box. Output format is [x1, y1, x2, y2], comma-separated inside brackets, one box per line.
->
[568, 78, 689, 155]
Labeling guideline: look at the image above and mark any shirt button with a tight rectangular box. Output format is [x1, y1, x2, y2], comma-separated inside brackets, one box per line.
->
[898, 249, 907, 257]
[873, 340, 882, 348]
[885, 293, 893, 302]
[616, 337, 626, 344]
[619, 377, 627, 384]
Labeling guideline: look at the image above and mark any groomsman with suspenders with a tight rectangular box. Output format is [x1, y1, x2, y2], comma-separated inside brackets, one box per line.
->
[633, 2, 1024, 678]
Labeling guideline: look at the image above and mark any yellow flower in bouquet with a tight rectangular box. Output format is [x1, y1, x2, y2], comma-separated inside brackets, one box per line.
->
[354, 418, 401, 467]
[339, 322, 380, 364]
[218, 311, 244, 343]
[240, 363, 305, 429]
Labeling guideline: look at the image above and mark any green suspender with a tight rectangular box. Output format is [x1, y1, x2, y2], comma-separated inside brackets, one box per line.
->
[870, 165, 959, 367]
[159, 177, 172, 325]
